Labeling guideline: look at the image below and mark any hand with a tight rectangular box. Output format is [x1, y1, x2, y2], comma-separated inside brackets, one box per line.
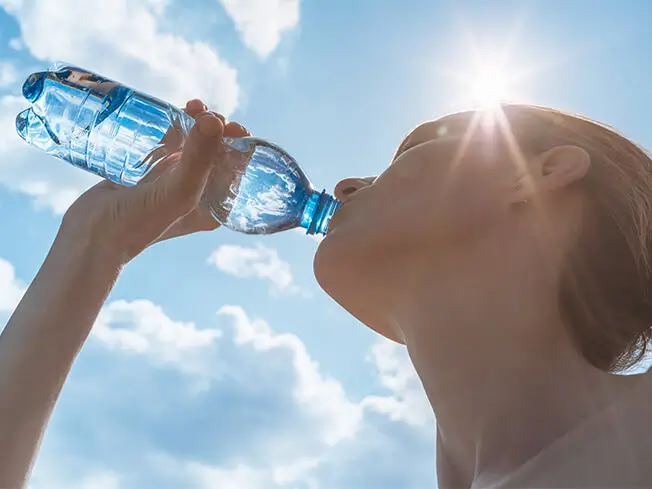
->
[60, 99, 250, 266]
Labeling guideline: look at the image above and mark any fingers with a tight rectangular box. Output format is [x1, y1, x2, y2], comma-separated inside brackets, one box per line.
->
[142, 99, 250, 220]
[157, 111, 225, 215]
[139, 152, 181, 184]
[224, 121, 250, 138]
[185, 99, 207, 118]
[143, 101, 250, 188]
[185, 99, 249, 138]
[153, 206, 220, 244]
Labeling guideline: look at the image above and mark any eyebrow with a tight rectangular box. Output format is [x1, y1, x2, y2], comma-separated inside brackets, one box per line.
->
[395, 124, 437, 157]
[394, 134, 435, 161]
[394, 115, 476, 162]
[396, 124, 450, 156]
[395, 135, 413, 158]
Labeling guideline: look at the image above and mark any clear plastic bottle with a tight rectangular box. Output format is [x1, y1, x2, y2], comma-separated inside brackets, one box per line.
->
[15, 63, 340, 235]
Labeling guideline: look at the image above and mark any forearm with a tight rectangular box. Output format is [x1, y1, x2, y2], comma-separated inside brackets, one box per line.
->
[0, 228, 121, 488]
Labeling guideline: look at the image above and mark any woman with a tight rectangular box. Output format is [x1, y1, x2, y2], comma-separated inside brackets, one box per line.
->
[1, 99, 651, 488]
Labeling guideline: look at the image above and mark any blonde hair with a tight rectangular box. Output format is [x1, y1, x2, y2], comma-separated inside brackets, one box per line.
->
[503, 104, 652, 372]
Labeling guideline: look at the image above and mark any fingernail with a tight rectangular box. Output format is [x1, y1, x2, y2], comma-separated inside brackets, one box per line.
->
[187, 98, 207, 111]
[235, 123, 249, 134]
[210, 110, 226, 123]
[197, 114, 221, 137]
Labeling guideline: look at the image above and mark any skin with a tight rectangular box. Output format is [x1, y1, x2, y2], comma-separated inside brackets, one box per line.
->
[0, 104, 650, 488]
[0, 100, 248, 488]
[316, 111, 652, 488]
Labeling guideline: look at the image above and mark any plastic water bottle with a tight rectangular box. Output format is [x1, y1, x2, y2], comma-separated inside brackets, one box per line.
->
[15, 63, 340, 235]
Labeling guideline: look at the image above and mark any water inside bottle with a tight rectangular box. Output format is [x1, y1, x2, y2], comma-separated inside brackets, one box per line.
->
[16, 67, 192, 185]
[16, 64, 338, 235]
[204, 137, 316, 234]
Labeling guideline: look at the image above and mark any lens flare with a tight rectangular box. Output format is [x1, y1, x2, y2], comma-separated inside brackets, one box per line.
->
[469, 67, 510, 109]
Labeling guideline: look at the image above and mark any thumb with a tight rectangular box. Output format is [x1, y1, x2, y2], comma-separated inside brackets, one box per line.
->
[161, 112, 225, 214]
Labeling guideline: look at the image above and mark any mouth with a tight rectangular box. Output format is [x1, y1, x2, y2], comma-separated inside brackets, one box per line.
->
[325, 200, 350, 233]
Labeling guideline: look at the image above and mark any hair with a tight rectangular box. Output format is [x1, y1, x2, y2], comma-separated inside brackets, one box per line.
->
[501, 104, 652, 372]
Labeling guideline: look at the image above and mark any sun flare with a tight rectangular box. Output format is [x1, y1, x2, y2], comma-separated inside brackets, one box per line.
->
[469, 67, 511, 109]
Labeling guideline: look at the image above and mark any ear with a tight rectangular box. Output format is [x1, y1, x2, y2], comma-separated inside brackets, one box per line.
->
[510, 145, 591, 202]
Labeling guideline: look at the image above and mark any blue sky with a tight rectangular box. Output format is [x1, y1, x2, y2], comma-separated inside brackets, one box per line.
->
[1, 0, 652, 488]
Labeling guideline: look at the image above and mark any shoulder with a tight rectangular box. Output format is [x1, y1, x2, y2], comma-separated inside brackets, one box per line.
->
[490, 374, 652, 489]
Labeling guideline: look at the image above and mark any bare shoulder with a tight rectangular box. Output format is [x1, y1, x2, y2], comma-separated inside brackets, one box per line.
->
[488, 371, 652, 489]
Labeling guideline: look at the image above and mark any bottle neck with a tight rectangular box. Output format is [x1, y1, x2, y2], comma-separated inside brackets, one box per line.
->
[301, 190, 341, 235]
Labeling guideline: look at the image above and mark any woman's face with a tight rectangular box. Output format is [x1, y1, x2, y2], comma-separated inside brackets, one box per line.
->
[313, 109, 565, 336]
[317, 111, 519, 259]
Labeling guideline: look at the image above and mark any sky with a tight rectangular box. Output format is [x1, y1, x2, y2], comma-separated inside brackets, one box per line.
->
[1, 0, 652, 488]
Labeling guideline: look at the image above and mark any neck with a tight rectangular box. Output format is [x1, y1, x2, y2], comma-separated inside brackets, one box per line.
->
[387, 246, 627, 488]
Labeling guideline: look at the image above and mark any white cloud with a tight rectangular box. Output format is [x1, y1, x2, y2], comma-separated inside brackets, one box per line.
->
[147, 0, 168, 16]
[0, 0, 20, 12]
[207, 244, 302, 295]
[361, 339, 433, 427]
[0, 257, 433, 488]
[30, 468, 121, 489]
[8, 37, 25, 51]
[18, 179, 91, 215]
[272, 456, 320, 485]
[93, 299, 222, 383]
[76, 471, 121, 489]
[28, 299, 435, 489]
[152, 453, 307, 489]
[0, 0, 239, 115]
[0, 258, 25, 313]
[0, 93, 103, 214]
[0, 62, 18, 87]
[186, 462, 266, 489]
[0, 0, 240, 214]
[218, 0, 300, 58]
[219, 305, 362, 446]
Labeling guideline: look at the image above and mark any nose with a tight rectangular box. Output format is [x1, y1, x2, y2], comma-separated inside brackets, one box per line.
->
[334, 177, 375, 201]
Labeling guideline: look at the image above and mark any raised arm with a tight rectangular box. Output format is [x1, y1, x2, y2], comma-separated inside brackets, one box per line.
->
[0, 103, 249, 488]
[0, 224, 122, 488]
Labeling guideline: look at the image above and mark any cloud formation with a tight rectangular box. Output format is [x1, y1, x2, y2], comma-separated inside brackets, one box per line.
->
[207, 243, 302, 295]
[218, 0, 300, 58]
[0, 257, 25, 314]
[0, 0, 240, 214]
[220, 305, 362, 446]
[0, 62, 18, 88]
[361, 339, 433, 427]
[26, 296, 435, 489]
[94, 299, 222, 383]
[0, 94, 100, 213]
[0, 0, 239, 115]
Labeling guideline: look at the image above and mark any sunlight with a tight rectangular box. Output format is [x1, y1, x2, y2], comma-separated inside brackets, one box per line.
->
[423, 30, 549, 208]
[428, 48, 535, 201]
[469, 67, 510, 109]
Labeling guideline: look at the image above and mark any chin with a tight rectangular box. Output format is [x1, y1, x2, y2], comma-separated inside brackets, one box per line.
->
[313, 230, 406, 345]
[313, 231, 345, 294]
[314, 220, 388, 285]
[314, 227, 365, 293]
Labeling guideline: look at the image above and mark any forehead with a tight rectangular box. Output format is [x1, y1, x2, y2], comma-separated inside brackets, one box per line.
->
[401, 112, 475, 147]
[395, 107, 550, 163]
[396, 111, 486, 155]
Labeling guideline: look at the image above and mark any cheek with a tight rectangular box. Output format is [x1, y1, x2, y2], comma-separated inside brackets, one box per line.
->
[317, 157, 507, 273]
[429, 165, 507, 241]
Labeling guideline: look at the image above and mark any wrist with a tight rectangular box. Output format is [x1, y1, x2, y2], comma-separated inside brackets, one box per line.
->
[53, 218, 125, 279]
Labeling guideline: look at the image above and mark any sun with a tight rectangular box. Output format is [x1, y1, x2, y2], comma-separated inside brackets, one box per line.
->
[469, 67, 511, 109]
[434, 56, 525, 113]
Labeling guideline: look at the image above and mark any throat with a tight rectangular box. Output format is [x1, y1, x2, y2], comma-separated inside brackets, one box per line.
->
[404, 316, 627, 489]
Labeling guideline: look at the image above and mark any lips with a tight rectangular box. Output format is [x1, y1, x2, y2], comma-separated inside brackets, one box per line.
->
[326, 188, 366, 232]
[326, 202, 347, 232]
